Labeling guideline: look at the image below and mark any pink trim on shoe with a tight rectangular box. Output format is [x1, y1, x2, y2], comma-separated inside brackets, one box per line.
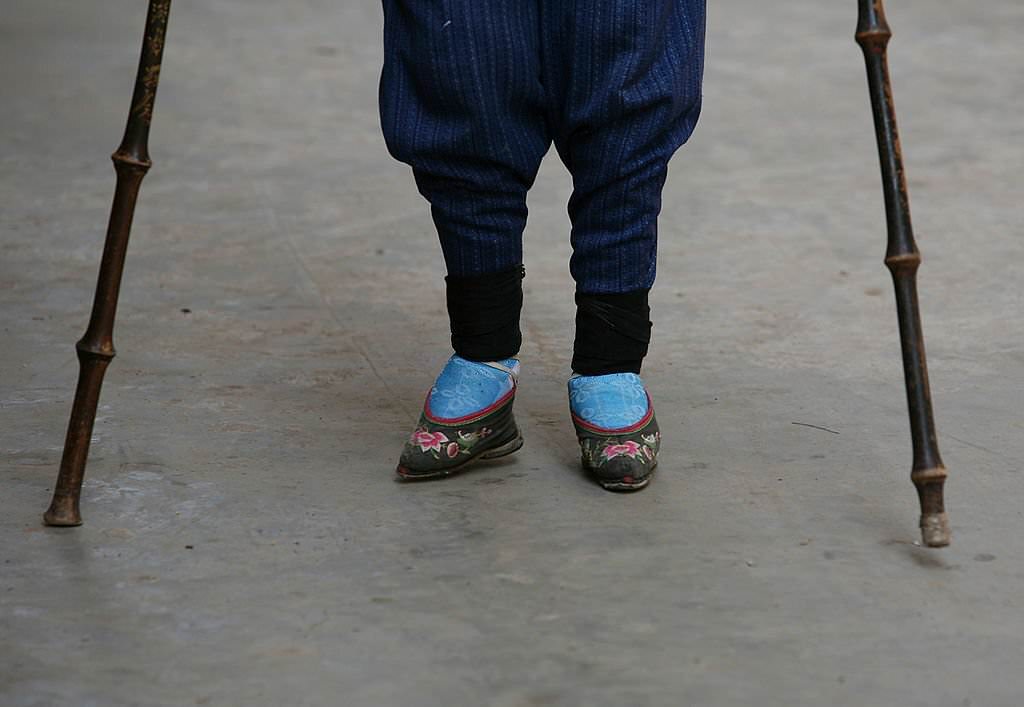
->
[570, 392, 654, 435]
[424, 387, 517, 425]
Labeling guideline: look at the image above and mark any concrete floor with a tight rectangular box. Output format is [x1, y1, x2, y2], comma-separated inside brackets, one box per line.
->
[3, 1, 1024, 705]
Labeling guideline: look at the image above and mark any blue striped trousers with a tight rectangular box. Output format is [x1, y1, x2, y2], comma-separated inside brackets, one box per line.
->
[380, 0, 706, 295]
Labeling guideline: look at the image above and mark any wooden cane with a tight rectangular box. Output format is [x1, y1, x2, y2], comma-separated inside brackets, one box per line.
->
[44, 0, 172, 526]
[855, 0, 950, 547]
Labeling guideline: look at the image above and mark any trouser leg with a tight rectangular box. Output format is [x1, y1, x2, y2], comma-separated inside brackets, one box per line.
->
[380, 0, 550, 359]
[541, 0, 706, 372]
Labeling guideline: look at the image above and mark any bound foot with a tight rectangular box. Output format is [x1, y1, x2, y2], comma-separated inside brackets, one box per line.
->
[569, 373, 660, 491]
[396, 355, 523, 480]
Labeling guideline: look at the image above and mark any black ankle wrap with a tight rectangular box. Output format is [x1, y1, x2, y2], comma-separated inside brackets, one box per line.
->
[445, 265, 525, 361]
[572, 289, 652, 375]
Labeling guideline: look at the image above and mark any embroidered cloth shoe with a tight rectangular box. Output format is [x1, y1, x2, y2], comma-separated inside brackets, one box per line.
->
[568, 373, 661, 491]
[397, 356, 523, 480]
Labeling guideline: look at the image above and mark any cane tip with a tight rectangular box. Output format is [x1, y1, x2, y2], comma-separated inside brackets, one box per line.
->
[43, 514, 83, 527]
[920, 512, 951, 548]
[44, 500, 83, 527]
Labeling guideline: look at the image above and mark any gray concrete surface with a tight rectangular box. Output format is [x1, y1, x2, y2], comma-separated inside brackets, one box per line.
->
[3, 1, 1023, 705]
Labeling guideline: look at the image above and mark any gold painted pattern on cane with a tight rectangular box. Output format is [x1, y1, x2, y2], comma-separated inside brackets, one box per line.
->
[132, 64, 162, 124]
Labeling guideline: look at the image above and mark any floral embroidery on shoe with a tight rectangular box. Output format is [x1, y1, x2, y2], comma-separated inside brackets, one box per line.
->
[601, 440, 645, 462]
[412, 429, 449, 453]
[409, 426, 498, 461]
[572, 406, 660, 490]
[458, 427, 491, 442]
[398, 377, 521, 479]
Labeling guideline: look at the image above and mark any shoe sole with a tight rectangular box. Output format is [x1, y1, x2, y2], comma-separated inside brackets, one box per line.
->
[395, 433, 524, 481]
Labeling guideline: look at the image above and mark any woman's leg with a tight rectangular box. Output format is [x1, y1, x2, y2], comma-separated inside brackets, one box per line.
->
[543, 0, 706, 374]
[381, 0, 549, 476]
[381, 0, 550, 361]
[543, 0, 706, 489]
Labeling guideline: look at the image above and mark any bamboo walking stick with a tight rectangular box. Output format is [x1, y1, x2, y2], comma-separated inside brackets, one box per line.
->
[44, 0, 172, 526]
[856, 0, 950, 547]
